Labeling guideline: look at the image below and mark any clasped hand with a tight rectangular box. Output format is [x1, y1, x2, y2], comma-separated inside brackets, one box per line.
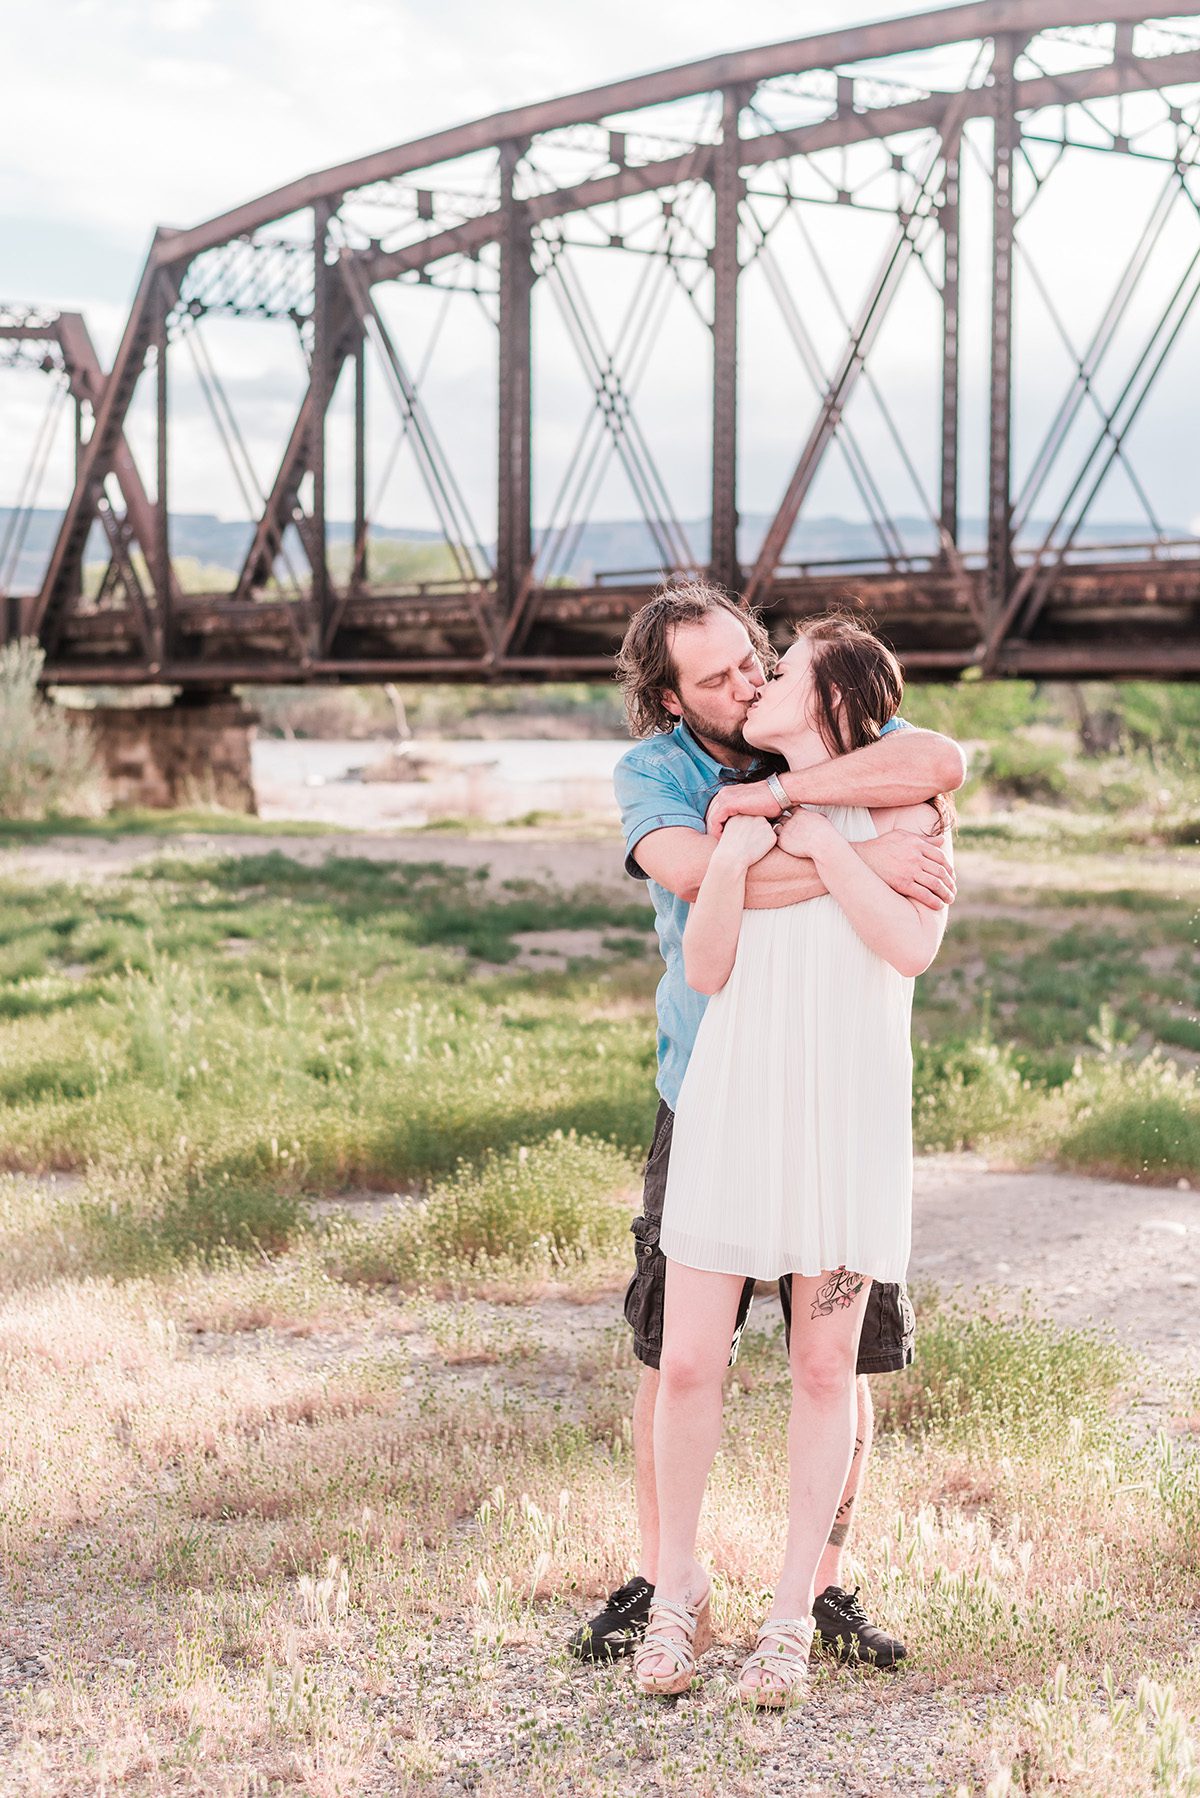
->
[706, 781, 956, 911]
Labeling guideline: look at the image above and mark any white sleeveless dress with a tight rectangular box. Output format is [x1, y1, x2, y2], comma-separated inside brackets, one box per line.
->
[659, 804, 913, 1284]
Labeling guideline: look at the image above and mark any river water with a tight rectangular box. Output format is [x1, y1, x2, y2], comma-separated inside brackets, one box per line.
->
[251, 737, 630, 828]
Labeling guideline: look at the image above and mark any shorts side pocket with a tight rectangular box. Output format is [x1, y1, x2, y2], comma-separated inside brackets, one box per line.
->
[623, 1213, 665, 1354]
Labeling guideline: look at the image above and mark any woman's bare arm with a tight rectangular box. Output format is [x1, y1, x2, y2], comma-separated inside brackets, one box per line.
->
[633, 821, 955, 910]
[681, 817, 777, 994]
[795, 804, 953, 977]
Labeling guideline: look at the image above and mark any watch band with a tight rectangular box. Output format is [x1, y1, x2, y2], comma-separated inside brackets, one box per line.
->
[766, 772, 793, 818]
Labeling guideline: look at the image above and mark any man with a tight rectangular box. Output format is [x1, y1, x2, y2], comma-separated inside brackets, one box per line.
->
[569, 582, 964, 1668]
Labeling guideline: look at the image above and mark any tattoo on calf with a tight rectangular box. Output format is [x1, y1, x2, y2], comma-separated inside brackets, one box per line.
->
[811, 1267, 866, 1320]
[828, 1440, 866, 1549]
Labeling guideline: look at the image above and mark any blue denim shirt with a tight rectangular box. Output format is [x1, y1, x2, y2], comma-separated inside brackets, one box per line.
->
[614, 718, 903, 1109]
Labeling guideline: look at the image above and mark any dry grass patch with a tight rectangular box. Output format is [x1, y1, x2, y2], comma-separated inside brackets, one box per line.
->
[0, 1256, 1199, 1793]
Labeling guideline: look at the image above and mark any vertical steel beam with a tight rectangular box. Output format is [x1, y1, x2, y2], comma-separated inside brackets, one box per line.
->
[154, 276, 170, 667]
[939, 123, 961, 547]
[710, 88, 743, 594]
[311, 198, 336, 635]
[352, 333, 367, 588]
[987, 34, 1018, 637]
[497, 141, 533, 615]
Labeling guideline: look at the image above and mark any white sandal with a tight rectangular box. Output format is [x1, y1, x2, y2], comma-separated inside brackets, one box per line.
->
[633, 1591, 713, 1696]
[736, 1615, 815, 1708]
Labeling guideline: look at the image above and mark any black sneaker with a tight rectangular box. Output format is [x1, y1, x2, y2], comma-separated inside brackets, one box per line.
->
[568, 1576, 654, 1662]
[812, 1585, 907, 1668]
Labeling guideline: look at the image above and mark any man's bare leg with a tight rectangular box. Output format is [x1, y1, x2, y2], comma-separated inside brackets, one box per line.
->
[632, 1365, 660, 1584]
[814, 1375, 873, 1593]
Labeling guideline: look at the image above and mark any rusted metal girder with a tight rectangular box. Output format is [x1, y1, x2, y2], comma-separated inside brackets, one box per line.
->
[311, 197, 337, 646]
[9, 2, 1200, 689]
[147, 0, 1183, 269]
[28, 240, 173, 653]
[742, 81, 977, 607]
[939, 127, 962, 548]
[496, 142, 534, 617]
[985, 34, 1019, 647]
[709, 89, 742, 594]
[359, 48, 1200, 290]
[0, 308, 163, 636]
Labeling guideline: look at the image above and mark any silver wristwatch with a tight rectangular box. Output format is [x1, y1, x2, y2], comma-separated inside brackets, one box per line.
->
[766, 772, 793, 818]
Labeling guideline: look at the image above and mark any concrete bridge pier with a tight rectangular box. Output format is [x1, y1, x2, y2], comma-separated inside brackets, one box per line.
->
[88, 688, 258, 814]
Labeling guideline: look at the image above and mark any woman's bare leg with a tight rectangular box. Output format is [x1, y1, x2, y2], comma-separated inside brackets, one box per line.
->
[746, 1269, 872, 1686]
[638, 1259, 744, 1680]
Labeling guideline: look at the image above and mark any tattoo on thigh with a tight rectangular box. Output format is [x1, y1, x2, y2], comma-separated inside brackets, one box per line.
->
[811, 1267, 866, 1320]
[827, 1521, 850, 1547]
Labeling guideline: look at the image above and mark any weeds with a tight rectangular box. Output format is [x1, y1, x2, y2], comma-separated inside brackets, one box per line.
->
[0, 639, 106, 821]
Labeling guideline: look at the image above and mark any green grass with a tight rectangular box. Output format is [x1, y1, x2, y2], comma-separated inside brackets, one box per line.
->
[322, 1133, 637, 1291]
[875, 1298, 1130, 1449]
[0, 808, 340, 841]
[0, 859, 658, 1263]
[0, 847, 1194, 1277]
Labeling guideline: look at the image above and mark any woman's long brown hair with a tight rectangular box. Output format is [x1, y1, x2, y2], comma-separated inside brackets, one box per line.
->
[795, 613, 954, 833]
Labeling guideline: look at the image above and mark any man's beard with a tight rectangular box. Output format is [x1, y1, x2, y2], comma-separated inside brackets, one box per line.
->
[678, 700, 754, 757]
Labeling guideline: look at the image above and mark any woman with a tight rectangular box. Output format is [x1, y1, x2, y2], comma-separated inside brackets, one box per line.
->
[632, 613, 951, 1707]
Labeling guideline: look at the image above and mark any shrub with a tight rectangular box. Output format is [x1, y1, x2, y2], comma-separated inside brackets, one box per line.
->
[984, 737, 1069, 804]
[1057, 1055, 1200, 1183]
[875, 1301, 1129, 1450]
[324, 1132, 636, 1290]
[0, 639, 106, 820]
[913, 1033, 1032, 1151]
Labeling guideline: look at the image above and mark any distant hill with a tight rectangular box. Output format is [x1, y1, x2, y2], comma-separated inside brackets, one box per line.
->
[1, 506, 1184, 594]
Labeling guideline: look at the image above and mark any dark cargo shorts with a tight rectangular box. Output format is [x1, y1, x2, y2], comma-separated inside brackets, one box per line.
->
[623, 1100, 916, 1375]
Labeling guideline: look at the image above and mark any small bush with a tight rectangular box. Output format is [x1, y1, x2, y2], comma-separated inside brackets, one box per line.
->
[75, 1161, 307, 1273]
[875, 1301, 1129, 1450]
[1057, 1056, 1200, 1183]
[913, 1033, 1032, 1151]
[419, 1133, 634, 1261]
[0, 639, 106, 820]
[325, 1132, 636, 1290]
[984, 737, 1069, 803]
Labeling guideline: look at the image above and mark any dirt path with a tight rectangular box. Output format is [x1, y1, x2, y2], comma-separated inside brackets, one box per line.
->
[906, 1156, 1199, 1366]
[5, 824, 1193, 915]
[0, 829, 631, 895]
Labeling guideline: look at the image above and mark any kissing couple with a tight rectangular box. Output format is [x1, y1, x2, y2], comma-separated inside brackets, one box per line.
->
[569, 584, 962, 1705]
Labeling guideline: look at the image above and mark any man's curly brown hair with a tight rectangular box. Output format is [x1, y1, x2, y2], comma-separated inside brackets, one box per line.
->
[614, 581, 774, 739]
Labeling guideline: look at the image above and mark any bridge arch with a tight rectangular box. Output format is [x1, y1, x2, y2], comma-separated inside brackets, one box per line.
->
[3, 0, 1200, 682]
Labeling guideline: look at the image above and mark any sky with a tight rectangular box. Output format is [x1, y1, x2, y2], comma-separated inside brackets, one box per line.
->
[4, 0, 1199, 545]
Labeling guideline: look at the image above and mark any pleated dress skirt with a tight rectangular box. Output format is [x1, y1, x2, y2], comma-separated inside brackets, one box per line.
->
[659, 805, 914, 1285]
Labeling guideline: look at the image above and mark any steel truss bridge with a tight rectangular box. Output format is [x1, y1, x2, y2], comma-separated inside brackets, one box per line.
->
[4, 0, 1200, 686]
